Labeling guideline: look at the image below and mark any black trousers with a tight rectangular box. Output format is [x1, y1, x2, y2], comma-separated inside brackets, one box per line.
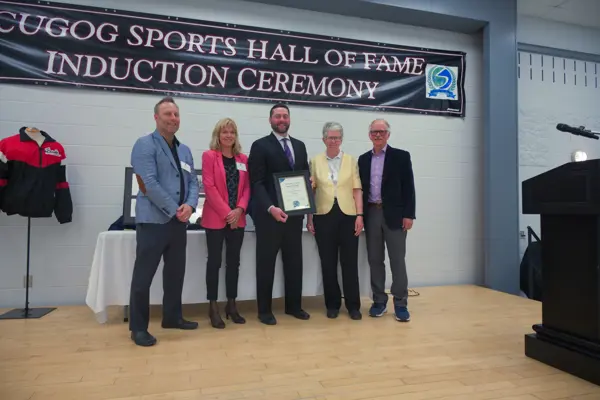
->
[313, 202, 361, 312]
[129, 217, 187, 332]
[205, 226, 245, 300]
[254, 213, 303, 316]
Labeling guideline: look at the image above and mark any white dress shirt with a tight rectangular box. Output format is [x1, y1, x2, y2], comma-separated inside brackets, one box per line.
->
[326, 150, 343, 197]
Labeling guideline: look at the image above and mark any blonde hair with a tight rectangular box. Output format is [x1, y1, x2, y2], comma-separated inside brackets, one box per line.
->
[209, 118, 242, 154]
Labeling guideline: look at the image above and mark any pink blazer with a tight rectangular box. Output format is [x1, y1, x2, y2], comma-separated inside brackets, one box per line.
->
[200, 150, 251, 229]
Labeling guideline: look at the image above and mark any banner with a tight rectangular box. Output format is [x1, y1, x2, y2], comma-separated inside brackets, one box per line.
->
[0, 0, 466, 117]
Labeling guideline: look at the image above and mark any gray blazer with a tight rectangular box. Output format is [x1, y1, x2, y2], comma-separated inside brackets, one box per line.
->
[131, 130, 199, 224]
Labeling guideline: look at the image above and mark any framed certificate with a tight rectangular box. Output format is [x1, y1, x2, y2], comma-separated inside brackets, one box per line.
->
[122, 167, 138, 226]
[123, 167, 205, 227]
[273, 170, 316, 216]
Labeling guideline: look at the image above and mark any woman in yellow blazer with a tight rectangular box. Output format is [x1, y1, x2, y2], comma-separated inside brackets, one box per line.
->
[307, 122, 364, 320]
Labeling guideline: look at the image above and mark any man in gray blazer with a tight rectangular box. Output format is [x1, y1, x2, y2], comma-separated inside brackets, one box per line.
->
[128, 96, 199, 346]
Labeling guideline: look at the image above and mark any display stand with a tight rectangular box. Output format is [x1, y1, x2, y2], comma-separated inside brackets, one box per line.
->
[0, 217, 56, 319]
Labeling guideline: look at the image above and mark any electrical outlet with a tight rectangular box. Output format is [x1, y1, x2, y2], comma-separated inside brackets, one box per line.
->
[520, 230, 525, 238]
[23, 275, 32, 288]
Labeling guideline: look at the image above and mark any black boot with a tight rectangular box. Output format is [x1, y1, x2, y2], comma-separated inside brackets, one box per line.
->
[225, 299, 246, 324]
[209, 301, 225, 329]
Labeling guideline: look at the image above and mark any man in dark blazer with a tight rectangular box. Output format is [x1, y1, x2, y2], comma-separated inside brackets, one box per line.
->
[247, 103, 311, 325]
[358, 118, 416, 322]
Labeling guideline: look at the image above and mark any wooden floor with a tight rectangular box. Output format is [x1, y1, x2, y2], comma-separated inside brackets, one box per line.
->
[1, 285, 599, 400]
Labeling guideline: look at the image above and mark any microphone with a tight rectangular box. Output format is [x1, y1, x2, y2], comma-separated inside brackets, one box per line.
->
[556, 123, 599, 140]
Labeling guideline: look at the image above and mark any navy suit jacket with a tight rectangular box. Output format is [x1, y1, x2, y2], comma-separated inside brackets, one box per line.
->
[130, 130, 199, 224]
[358, 145, 416, 230]
[247, 132, 309, 220]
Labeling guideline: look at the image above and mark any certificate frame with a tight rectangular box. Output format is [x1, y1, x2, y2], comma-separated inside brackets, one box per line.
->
[122, 167, 137, 226]
[272, 170, 316, 217]
[122, 167, 205, 226]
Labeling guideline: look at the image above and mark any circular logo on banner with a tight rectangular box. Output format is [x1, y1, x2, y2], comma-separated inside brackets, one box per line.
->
[426, 65, 458, 100]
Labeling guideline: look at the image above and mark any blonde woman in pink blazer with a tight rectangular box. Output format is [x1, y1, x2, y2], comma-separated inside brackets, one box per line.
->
[201, 118, 250, 329]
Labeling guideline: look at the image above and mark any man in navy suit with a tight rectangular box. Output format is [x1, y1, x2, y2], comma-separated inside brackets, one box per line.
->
[358, 119, 416, 322]
[128, 96, 199, 346]
[248, 103, 311, 325]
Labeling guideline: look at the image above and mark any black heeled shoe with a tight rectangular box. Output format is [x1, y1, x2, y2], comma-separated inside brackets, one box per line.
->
[209, 301, 225, 329]
[225, 299, 246, 324]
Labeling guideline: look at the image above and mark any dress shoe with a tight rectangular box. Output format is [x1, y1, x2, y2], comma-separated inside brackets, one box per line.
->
[285, 309, 310, 320]
[258, 313, 277, 325]
[131, 331, 156, 346]
[209, 301, 225, 329]
[161, 318, 198, 330]
[326, 309, 339, 319]
[349, 310, 362, 320]
[225, 299, 246, 324]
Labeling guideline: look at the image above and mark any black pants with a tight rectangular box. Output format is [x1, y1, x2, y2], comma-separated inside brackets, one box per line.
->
[313, 202, 361, 312]
[129, 217, 187, 332]
[205, 226, 245, 300]
[254, 213, 303, 316]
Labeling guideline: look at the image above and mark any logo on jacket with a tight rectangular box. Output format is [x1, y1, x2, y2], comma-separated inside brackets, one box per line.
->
[44, 148, 61, 157]
[425, 64, 458, 100]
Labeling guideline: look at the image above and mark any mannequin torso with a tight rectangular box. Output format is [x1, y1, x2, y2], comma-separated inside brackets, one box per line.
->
[25, 127, 44, 146]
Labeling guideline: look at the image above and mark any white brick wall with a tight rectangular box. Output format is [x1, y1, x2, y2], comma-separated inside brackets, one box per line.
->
[518, 51, 600, 258]
[0, 0, 483, 307]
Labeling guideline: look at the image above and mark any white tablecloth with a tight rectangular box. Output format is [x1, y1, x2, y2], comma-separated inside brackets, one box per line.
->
[86, 230, 372, 323]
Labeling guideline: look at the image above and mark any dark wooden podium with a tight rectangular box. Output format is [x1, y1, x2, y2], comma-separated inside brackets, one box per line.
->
[522, 159, 600, 385]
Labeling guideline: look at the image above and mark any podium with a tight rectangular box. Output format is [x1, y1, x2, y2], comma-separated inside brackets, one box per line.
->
[522, 159, 600, 385]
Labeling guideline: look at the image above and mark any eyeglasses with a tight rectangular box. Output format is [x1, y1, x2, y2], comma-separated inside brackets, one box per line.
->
[369, 130, 387, 136]
[326, 136, 342, 141]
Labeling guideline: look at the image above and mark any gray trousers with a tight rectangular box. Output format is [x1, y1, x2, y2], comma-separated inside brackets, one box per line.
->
[129, 217, 187, 332]
[365, 207, 409, 307]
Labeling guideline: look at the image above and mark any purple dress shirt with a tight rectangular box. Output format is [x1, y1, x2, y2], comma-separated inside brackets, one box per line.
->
[368, 145, 387, 203]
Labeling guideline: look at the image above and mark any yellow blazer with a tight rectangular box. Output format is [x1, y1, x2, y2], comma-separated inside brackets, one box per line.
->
[310, 152, 362, 215]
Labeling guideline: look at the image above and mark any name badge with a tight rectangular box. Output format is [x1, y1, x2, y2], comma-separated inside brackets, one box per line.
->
[180, 161, 191, 173]
[236, 162, 247, 171]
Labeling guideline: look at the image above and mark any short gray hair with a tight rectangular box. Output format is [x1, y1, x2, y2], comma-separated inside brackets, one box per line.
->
[369, 119, 391, 133]
[322, 121, 344, 139]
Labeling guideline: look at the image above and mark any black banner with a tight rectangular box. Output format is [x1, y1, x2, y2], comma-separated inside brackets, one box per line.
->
[0, 0, 466, 116]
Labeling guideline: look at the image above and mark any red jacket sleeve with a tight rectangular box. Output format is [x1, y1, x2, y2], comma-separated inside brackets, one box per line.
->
[237, 154, 251, 212]
[0, 139, 8, 205]
[202, 150, 231, 220]
[54, 144, 73, 224]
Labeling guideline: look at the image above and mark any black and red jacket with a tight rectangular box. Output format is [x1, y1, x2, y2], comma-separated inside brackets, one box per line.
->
[0, 127, 73, 224]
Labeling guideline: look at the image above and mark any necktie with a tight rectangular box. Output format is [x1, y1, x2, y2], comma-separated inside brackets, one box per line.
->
[282, 138, 294, 169]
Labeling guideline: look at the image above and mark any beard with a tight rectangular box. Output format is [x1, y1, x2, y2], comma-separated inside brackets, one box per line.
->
[271, 122, 289, 134]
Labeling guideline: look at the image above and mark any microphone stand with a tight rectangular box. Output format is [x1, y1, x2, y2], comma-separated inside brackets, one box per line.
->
[0, 217, 56, 319]
[574, 128, 598, 140]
